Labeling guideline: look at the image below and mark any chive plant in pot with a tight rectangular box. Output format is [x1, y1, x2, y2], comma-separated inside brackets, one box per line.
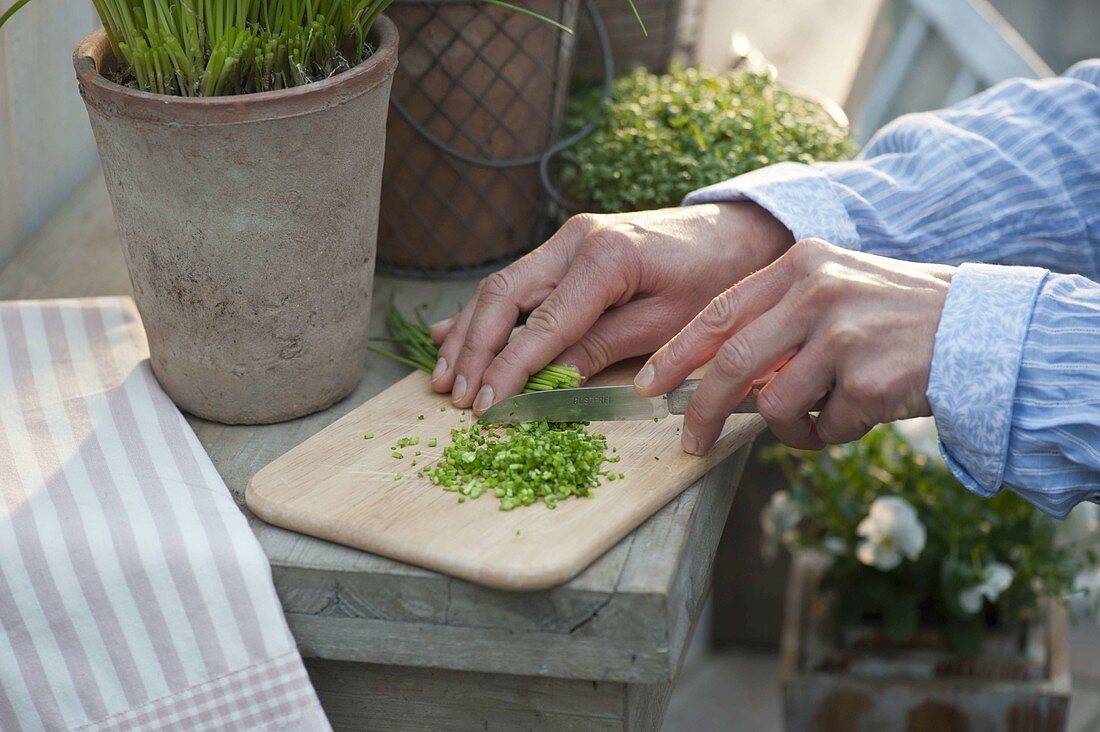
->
[765, 422, 1096, 731]
[0, 0, 552, 425]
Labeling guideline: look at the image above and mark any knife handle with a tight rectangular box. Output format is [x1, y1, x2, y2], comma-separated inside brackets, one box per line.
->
[666, 377, 827, 415]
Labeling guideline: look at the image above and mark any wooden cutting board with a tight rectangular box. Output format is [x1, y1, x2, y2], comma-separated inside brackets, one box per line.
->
[246, 362, 762, 591]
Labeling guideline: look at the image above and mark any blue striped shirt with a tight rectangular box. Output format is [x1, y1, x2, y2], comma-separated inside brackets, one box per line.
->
[684, 60, 1100, 518]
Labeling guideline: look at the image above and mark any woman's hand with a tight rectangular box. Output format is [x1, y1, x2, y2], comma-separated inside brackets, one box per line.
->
[431, 202, 794, 414]
[636, 239, 955, 453]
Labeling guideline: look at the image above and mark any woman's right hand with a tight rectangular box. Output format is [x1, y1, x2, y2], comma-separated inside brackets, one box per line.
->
[429, 201, 795, 415]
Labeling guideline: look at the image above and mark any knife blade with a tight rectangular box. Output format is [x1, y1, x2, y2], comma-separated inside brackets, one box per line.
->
[480, 377, 792, 425]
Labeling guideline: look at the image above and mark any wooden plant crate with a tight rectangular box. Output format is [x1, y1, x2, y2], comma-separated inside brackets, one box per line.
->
[779, 553, 1071, 732]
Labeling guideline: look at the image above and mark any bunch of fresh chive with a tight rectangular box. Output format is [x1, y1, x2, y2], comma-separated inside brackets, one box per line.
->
[369, 301, 583, 394]
[425, 421, 622, 510]
[1, 0, 617, 97]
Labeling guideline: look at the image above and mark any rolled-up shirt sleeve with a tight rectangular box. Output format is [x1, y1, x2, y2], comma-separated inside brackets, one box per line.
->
[929, 265, 1100, 518]
[684, 60, 1100, 278]
[683, 60, 1100, 517]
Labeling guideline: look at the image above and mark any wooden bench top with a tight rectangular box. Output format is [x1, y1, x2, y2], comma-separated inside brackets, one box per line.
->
[0, 172, 762, 684]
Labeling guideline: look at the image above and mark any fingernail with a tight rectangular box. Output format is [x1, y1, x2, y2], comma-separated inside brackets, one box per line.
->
[634, 365, 656, 390]
[682, 428, 702, 456]
[432, 357, 448, 381]
[452, 375, 467, 404]
[432, 315, 455, 330]
[473, 384, 494, 413]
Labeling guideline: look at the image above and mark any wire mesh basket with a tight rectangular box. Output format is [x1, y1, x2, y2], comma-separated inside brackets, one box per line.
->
[574, 0, 689, 76]
[377, 0, 581, 277]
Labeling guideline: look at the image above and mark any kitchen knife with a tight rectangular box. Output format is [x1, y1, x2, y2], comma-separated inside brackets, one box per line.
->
[480, 376, 823, 425]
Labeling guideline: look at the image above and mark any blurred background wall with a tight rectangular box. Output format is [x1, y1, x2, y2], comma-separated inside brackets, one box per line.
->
[0, 0, 99, 269]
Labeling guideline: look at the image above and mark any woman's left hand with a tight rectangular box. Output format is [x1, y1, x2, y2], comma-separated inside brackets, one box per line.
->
[635, 239, 956, 453]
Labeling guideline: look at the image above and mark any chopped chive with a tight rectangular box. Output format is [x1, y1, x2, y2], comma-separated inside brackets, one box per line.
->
[427, 421, 616, 510]
[427, 438, 438, 448]
[391, 450, 404, 459]
[364, 433, 374, 440]
[418, 414, 425, 421]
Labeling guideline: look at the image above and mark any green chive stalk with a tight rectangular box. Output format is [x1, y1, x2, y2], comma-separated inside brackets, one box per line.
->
[1, 0, 642, 97]
[369, 301, 583, 394]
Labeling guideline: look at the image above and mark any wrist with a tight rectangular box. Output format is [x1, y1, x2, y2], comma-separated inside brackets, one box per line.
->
[715, 201, 795, 270]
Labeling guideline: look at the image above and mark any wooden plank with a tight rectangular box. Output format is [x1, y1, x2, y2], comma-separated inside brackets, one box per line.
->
[305, 658, 627, 732]
[853, 11, 930, 142]
[909, 0, 1053, 84]
[944, 68, 981, 106]
[247, 363, 760, 591]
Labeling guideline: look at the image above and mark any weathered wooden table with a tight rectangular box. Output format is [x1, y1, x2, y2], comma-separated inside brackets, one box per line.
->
[0, 173, 763, 731]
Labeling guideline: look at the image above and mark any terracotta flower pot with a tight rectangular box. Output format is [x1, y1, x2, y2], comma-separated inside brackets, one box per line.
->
[72, 18, 399, 424]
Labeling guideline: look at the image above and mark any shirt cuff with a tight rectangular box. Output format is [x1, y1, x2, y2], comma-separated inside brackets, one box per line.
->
[680, 162, 860, 249]
[928, 263, 1049, 496]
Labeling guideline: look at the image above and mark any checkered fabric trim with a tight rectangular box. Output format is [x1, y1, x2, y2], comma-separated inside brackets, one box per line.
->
[79, 652, 329, 731]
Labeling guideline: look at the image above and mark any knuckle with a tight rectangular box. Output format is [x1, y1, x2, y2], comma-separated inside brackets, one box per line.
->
[814, 418, 844, 444]
[814, 411, 866, 445]
[456, 337, 481, 367]
[839, 373, 885, 409]
[802, 264, 843, 304]
[684, 399, 716, 432]
[581, 229, 631, 261]
[564, 213, 597, 235]
[525, 304, 567, 338]
[493, 347, 526, 372]
[712, 336, 755, 380]
[577, 336, 612, 375]
[756, 385, 793, 424]
[661, 335, 691, 367]
[790, 237, 830, 261]
[480, 269, 516, 302]
[700, 290, 738, 332]
[826, 322, 864, 351]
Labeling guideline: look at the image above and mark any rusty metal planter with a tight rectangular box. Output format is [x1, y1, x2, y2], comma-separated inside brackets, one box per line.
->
[780, 553, 1070, 732]
[575, 0, 692, 76]
[378, 0, 579, 275]
[72, 19, 398, 425]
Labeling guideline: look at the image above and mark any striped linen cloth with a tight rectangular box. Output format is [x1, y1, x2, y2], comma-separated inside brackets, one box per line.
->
[0, 297, 329, 731]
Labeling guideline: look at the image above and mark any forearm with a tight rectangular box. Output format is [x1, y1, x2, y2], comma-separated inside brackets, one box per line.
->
[686, 61, 1100, 277]
[928, 264, 1100, 518]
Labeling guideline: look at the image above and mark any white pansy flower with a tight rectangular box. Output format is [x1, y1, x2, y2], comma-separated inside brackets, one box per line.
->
[958, 561, 1015, 614]
[856, 496, 927, 571]
[893, 417, 944, 465]
[760, 490, 801, 560]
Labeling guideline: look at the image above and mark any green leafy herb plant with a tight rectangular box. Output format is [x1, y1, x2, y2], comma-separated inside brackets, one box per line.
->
[563, 65, 852, 213]
[764, 422, 1096, 655]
